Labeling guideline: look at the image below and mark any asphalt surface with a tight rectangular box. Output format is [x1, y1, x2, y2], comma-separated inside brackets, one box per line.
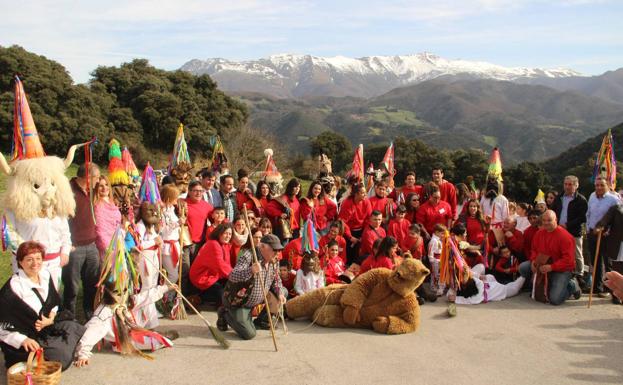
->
[2, 293, 621, 385]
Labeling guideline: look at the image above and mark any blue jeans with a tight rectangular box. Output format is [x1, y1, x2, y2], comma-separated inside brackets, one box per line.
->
[519, 261, 577, 305]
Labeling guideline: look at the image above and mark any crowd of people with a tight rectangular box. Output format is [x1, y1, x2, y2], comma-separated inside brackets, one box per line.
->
[3, 158, 623, 371]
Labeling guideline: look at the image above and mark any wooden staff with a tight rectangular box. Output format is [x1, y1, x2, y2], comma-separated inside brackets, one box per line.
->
[243, 206, 278, 352]
[588, 229, 603, 308]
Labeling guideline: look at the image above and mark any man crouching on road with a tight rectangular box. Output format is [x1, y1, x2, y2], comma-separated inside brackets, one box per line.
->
[218, 234, 286, 339]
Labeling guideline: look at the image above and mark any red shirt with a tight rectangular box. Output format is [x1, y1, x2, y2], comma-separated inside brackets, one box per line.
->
[282, 238, 303, 270]
[360, 255, 394, 274]
[464, 251, 485, 268]
[495, 256, 519, 274]
[235, 190, 254, 212]
[324, 256, 346, 285]
[523, 225, 539, 258]
[400, 235, 424, 259]
[359, 225, 387, 256]
[369, 196, 395, 218]
[438, 180, 457, 218]
[466, 217, 485, 246]
[281, 272, 297, 298]
[185, 199, 214, 244]
[189, 240, 232, 290]
[338, 197, 372, 231]
[299, 197, 337, 231]
[530, 226, 575, 272]
[487, 229, 524, 256]
[416, 200, 452, 234]
[319, 234, 347, 264]
[387, 218, 410, 246]
[266, 195, 301, 231]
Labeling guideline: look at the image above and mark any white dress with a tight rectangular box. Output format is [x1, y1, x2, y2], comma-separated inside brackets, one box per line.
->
[453, 264, 525, 305]
[160, 205, 181, 284]
[135, 221, 161, 328]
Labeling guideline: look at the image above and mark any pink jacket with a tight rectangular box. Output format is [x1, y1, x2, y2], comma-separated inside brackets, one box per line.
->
[95, 201, 122, 253]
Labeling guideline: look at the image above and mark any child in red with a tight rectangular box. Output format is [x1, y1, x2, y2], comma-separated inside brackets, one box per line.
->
[360, 237, 398, 274]
[401, 224, 425, 259]
[205, 207, 226, 238]
[279, 259, 297, 298]
[494, 245, 519, 284]
[323, 239, 347, 285]
[388, 205, 411, 248]
[318, 222, 347, 265]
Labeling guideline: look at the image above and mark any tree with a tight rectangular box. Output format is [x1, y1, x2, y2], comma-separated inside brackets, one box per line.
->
[451, 149, 488, 187]
[504, 162, 552, 203]
[310, 131, 352, 173]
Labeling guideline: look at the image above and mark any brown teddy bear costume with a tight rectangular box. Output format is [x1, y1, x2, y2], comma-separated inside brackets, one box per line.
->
[286, 258, 429, 334]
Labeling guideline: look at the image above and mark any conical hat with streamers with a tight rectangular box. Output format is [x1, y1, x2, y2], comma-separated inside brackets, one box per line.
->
[138, 162, 161, 204]
[534, 189, 545, 204]
[122, 146, 140, 181]
[11, 76, 45, 160]
[487, 147, 503, 182]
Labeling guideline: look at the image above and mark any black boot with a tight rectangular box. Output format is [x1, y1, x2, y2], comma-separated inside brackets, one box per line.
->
[216, 307, 228, 331]
[253, 308, 277, 330]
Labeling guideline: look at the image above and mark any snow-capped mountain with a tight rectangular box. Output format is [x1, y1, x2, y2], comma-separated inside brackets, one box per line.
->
[181, 52, 583, 98]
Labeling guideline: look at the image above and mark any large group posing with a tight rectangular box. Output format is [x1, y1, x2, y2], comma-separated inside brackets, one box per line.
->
[3, 155, 623, 372]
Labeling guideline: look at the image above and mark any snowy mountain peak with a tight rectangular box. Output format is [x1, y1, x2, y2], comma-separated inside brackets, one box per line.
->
[180, 52, 583, 98]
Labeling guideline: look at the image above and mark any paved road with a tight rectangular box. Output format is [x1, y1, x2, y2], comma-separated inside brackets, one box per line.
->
[2, 294, 621, 385]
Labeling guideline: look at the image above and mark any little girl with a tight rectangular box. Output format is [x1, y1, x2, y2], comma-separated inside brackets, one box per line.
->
[323, 240, 346, 285]
[401, 223, 424, 259]
[294, 252, 325, 295]
[428, 224, 446, 296]
[494, 245, 519, 284]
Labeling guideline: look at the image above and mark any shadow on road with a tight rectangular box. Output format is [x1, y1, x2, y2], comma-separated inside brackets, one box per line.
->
[540, 318, 623, 383]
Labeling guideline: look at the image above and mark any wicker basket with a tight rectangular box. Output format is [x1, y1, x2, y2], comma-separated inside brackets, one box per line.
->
[6, 350, 61, 385]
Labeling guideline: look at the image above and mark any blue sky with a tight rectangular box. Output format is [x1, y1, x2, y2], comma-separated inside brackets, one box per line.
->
[1, 0, 621, 83]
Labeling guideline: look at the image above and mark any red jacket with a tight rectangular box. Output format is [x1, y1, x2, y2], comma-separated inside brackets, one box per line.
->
[319, 234, 347, 264]
[299, 197, 337, 231]
[282, 238, 303, 270]
[185, 199, 214, 244]
[359, 225, 387, 256]
[438, 180, 457, 218]
[360, 255, 394, 274]
[487, 229, 524, 256]
[416, 200, 452, 234]
[266, 195, 301, 231]
[529, 226, 576, 272]
[387, 218, 411, 246]
[338, 197, 372, 231]
[324, 256, 346, 285]
[281, 271, 297, 298]
[189, 240, 232, 290]
[495, 256, 519, 274]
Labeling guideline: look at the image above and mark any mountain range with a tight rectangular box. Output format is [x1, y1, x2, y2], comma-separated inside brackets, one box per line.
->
[181, 52, 584, 99]
[181, 52, 623, 164]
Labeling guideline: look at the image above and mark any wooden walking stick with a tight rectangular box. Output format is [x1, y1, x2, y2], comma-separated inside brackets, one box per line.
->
[243, 206, 279, 352]
[588, 229, 603, 308]
[140, 250, 230, 349]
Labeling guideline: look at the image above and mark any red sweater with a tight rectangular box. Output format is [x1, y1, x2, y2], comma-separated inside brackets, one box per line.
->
[69, 178, 97, 245]
[235, 191, 254, 212]
[416, 200, 452, 234]
[299, 197, 337, 231]
[266, 195, 301, 231]
[324, 256, 346, 285]
[523, 225, 539, 258]
[185, 199, 214, 244]
[400, 235, 424, 259]
[338, 197, 372, 231]
[529, 226, 575, 272]
[281, 272, 297, 298]
[466, 217, 485, 246]
[282, 238, 303, 270]
[487, 229, 524, 256]
[189, 240, 232, 290]
[438, 180, 457, 218]
[360, 255, 394, 274]
[387, 218, 411, 246]
[318, 234, 347, 264]
[369, 196, 395, 218]
[359, 225, 387, 256]
[495, 256, 519, 274]
[389, 185, 423, 203]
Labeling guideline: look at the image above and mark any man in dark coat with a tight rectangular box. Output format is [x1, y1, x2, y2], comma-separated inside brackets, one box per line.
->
[596, 203, 623, 304]
[551, 175, 588, 290]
